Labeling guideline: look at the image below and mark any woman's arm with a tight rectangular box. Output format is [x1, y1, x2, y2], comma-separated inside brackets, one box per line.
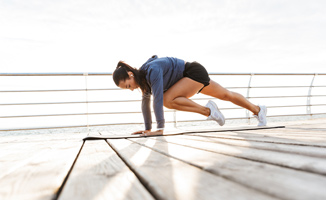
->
[148, 67, 165, 129]
[130, 92, 154, 135]
[142, 92, 152, 130]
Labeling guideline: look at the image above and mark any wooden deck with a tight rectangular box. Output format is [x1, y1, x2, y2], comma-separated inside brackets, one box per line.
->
[1, 118, 326, 200]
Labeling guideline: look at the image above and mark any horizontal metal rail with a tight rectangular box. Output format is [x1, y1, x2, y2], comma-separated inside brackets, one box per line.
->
[1, 113, 325, 131]
[0, 72, 113, 76]
[194, 95, 326, 100]
[2, 94, 326, 107]
[178, 113, 326, 122]
[248, 95, 326, 99]
[1, 104, 326, 119]
[175, 113, 326, 123]
[1, 85, 326, 93]
[0, 110, 172, 118]
[0, 88, 121, 93]
[0, 100, 142, 106]
[1, 72, 326, 76]
[0, 111, 142, 118]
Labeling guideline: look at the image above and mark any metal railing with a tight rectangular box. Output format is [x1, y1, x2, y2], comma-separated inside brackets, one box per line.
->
[0, 73, 325, 131]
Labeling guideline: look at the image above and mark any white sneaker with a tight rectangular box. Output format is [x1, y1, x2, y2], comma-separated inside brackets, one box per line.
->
[206, 100, 225, 126]
[254, 105, 267, 126]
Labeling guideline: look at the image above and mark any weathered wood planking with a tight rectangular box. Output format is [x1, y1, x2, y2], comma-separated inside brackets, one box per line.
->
[0, 133, 83, 181]
[199, 130, 326, 139]
[0, 132, 83, 144]
[230, 123, 326, 138]
[59, 140, 154, 200]
[129, 137, 326, 200]
[230, 129, 326, 139]
[183, 123, 325, 139]
[148, 135, 326, 175]
[0, 141, 58, 181]
[0, 141, 46, 162]
[173, 135, 326, 158]
[0, 134, 83, 200]
[107, 138, 278, 200]
[190, 132, 326, 147]
[251, 128, 326, 137]
[189, 128, 326, 141]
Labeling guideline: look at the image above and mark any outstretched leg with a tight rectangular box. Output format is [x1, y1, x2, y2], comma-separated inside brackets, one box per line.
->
[163, 78, 260, 115]
[200, 80, 260, 115]
[164, 78, 265, 126]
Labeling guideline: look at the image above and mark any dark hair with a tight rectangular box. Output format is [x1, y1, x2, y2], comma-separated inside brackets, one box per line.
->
[113, 61, 150, 94]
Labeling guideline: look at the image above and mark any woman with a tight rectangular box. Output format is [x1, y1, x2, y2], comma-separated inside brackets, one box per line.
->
[113, 55, 267, 136]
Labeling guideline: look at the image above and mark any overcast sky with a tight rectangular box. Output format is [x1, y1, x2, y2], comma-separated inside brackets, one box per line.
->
[1, 0, 325, 73]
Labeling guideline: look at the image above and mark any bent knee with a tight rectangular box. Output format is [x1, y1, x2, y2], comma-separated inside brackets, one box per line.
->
[164, 102, 173, 109]
[163, 97, 174, 109]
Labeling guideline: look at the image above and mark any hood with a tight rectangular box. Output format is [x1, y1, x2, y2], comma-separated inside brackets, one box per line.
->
[140, 55, 158, 68]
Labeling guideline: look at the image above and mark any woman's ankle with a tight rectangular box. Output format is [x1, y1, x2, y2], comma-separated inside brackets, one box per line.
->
[253, 105, 260, 115]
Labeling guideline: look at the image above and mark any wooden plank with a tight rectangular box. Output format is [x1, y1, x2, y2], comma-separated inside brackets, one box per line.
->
[0, 133, 83, 180]
[190, 132, 326, 147]
[256, 127, 326, 134]
[59, 140, 154, 200]
[237, 124, 326, 136]
[0, 140, 64, 180]
[190, 129, 326, 141]
[0, 142, 43, 160]
[149, 135, 326, 175]
[129, 137, 326, 200]
[286, 122, 326, 129]
[233, 129, 326, 139]
[0, 143, 52, 182]
[0, 138, 83, 200]
[0, 131, 83, 144]
[107, 138, 278, 200]
[174, 135, 326, 158]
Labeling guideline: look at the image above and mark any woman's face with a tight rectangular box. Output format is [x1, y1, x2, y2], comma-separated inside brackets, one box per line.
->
[118, 72, 139, 91]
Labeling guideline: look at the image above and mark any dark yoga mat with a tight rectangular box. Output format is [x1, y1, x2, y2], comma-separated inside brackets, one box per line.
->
[83, 125, 285, 140]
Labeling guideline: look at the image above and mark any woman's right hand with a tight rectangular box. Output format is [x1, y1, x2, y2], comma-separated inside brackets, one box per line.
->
[131, 130, 151, 135]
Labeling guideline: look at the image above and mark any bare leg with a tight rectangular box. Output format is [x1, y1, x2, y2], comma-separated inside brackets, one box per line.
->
[163, 78, 211, 117]
[163, 78, 260, 117]
[200, 80, 260, 115]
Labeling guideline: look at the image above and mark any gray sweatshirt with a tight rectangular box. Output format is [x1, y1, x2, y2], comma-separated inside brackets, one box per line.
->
[140, 55, 185, 130]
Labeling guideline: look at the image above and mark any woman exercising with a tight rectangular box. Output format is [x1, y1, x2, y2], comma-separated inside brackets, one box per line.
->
[113, 55, 267, 136]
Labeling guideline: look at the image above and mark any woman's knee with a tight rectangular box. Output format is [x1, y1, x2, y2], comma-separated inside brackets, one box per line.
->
[163, 96, 174, 109]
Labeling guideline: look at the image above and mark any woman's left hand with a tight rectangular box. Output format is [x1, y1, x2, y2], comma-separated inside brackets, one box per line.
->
[140, 130, 163, 137]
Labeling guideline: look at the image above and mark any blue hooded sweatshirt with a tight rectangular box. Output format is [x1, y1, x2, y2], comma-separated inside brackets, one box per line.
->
[140, 55, 185, 130]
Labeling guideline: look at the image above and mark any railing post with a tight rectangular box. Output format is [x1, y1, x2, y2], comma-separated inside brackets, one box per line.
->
[307, 73, 317, 117]
[246, 73, 254, 124]
[174, 109, 177, 128]
[84, 73, 90, 133]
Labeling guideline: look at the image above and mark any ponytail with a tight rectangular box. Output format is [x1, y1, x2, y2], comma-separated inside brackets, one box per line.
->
[113, 61, 150, 94]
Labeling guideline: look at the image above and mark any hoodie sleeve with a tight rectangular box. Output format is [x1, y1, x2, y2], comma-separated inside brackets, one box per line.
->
[147, 66, 165, 129]
[142, 92, 152, 130]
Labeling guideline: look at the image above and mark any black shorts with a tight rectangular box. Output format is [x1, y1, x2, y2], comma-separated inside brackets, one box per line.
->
[183, 61, 210, 93]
